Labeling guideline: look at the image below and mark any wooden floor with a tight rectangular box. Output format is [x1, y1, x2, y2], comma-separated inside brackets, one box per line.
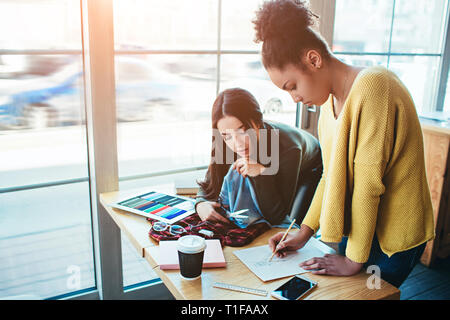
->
[399, 256, 450, 300]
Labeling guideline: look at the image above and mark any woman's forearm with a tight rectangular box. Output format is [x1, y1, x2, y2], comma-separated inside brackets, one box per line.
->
[297, 223, 315, 246]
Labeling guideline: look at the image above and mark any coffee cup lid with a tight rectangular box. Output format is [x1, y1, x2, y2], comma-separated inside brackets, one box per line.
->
[177, 235, 206, 254]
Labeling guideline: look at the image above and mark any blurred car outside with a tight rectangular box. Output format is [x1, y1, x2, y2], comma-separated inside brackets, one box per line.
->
[0, 56, 189, 130]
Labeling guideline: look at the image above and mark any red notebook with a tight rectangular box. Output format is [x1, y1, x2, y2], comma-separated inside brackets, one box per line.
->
[158, 239, 226, 270]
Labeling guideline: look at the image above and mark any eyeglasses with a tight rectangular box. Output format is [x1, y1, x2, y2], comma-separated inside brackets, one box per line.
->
[151, 221, 186, 235]
[151, 220, 215, 236]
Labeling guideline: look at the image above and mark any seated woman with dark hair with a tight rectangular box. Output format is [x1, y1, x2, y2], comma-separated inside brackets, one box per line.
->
[195, 87, 322, 228]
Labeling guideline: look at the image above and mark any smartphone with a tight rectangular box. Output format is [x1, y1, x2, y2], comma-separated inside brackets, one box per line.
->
[271, 275, 318, 300]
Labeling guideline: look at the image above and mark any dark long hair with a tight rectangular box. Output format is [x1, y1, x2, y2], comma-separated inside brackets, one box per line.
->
[197, 88, 264, 201]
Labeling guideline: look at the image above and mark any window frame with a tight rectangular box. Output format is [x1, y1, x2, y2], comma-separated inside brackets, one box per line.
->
[331, 0, 450, 113]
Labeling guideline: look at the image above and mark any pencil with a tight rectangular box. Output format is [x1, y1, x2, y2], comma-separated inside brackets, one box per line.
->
[268, 219, 296, 262]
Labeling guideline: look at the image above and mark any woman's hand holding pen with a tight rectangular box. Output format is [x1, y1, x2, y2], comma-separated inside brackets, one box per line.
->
[268, 224, 314, 258]
[269, 224, 363, 276]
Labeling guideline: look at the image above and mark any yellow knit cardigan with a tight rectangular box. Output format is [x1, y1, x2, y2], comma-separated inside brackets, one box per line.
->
[302, 66, 435, 263]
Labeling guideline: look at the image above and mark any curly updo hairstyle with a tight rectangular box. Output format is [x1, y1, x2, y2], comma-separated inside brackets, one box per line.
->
[253, 0, 332, 70]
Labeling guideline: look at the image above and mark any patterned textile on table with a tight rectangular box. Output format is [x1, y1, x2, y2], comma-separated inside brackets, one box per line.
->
[148, 213, 270, 247]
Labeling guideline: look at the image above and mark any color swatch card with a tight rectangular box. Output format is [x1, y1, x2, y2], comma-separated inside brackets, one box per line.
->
[111, 190, 195, 224]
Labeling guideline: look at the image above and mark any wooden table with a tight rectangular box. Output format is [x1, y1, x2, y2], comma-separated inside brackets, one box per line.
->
[100, 187, 400, 300]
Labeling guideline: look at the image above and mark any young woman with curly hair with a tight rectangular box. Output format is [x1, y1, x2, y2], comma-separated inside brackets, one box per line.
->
[255, 0, 434, 287]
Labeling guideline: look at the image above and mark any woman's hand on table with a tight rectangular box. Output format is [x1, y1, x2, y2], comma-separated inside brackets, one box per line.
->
[299, 254, 363, 276]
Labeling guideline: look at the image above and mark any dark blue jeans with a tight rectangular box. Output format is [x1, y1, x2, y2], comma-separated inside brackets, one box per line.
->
[338, 235, 426, 288]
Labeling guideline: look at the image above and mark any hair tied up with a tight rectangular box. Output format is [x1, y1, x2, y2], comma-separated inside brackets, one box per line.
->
[253, 0, 319, 43]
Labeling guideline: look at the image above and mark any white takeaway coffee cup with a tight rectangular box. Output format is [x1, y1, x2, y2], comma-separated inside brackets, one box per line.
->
[177, 235, 206, 280]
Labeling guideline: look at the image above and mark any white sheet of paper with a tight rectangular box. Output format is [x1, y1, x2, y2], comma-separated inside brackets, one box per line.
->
[233, 237, 336, 282]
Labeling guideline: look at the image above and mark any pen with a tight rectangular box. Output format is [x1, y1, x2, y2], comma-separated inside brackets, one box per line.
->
[268, 219, 296, 262]
[230, 214, 248, 219]
[229, 209, 249, 218]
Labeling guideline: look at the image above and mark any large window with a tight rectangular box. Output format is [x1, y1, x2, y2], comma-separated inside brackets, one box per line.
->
[111, 0, 297, 288]
[111, 0, 298, 176]
[112, 0, 297, 186]
[333, 0, 450, 115]
[0, 0, 96, 299]
[113, 1, 297, 184]
[444, 73, 450, 113]
[0, 0, 297, 299]
[2, 0, 449, 300]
